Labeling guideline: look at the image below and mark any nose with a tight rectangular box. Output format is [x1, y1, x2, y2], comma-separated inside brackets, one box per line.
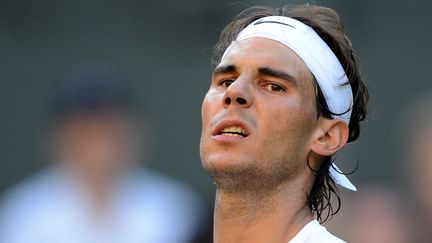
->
[222, 78, 253, 108]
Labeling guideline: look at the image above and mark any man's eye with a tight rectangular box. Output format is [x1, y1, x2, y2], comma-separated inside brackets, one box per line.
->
[265, 83, 285, 92]
[220, 80, 234, 88]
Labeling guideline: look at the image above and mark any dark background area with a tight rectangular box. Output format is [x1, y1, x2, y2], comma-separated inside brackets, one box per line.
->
[1, 0, 431, 207]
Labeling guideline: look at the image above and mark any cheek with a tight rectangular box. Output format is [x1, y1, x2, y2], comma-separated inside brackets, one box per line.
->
[258, 97, 316, 153]
[200, 92, 217, 161]
[201, 90, 221, 130]
[264, 91, 316, 126]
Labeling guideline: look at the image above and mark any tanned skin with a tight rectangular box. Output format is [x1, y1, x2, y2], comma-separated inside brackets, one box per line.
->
[200, 38, 348, 243]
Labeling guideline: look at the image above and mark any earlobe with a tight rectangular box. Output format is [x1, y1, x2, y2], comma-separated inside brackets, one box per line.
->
[310, 118, 349, 157]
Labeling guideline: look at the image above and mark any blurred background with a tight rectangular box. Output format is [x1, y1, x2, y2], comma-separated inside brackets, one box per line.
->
[0, 0, 431, 242]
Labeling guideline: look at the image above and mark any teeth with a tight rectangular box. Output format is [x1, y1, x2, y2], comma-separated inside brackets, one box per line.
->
[224, 133, 242, 137]
[221, 126, 246, 135]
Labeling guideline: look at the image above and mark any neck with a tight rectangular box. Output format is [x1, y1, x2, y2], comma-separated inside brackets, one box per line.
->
[213, 175, 314, 243]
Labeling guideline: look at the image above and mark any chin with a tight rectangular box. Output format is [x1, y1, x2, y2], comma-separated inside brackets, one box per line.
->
[202, 153, 244, 172]
[202, 153, 262, 191]
[201, 151, 296, 193]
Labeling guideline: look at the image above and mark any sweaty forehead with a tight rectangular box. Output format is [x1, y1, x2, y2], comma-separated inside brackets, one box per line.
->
[220, 37, 313, 81]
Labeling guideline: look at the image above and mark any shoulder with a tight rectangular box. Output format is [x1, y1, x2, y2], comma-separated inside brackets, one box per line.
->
[115, 168, 205, 223]
[0, 167, 65, 241]
[126, 168, 205, 219]
[128, 168, 203, 204]
[289, 220, 346, 243]
[115, 168, 206, 242]
[0, 167, 61, 212]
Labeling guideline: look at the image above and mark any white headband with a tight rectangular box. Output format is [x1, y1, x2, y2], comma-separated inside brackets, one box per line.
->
[224, 16, 356, 191]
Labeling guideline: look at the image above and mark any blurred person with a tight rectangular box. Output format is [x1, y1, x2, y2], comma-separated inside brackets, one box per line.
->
[199, 4, 368, 243]
[398, 92, 432, 243]
[325, 187, 409, 243]
[347, 188, 409, 243]
[0, 60, 204, 243]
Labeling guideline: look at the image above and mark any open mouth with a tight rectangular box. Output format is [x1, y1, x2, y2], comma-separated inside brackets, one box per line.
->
[218, 126, 249, 137]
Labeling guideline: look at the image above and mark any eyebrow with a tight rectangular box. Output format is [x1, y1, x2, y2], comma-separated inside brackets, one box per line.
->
[258, 67, 298, 85]
[212, 64, 298, 85]
[212, 64, 237, 77]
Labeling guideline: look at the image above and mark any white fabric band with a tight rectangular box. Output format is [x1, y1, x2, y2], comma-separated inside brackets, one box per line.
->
[224, 16, 356, 191]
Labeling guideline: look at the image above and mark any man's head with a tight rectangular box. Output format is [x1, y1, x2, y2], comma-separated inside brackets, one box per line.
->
[47, 60, 144, 181]
[200, 4, 368, 222]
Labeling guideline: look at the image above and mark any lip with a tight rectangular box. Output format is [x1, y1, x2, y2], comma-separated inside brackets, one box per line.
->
[211, 119, 251, 143]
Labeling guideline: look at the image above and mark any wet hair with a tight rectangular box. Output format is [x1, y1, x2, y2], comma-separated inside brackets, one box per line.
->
[212, 4, 368, 222]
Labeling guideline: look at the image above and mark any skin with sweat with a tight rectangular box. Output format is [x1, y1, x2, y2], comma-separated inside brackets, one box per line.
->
[200, 37, 348, 242]
[201, 38, 306, 242]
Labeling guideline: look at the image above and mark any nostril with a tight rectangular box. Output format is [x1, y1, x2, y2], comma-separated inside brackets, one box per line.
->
[236, 97, 246, 105]
[225, 97, 232, 105]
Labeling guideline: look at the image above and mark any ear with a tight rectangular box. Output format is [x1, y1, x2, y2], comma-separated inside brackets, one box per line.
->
[310, 118, 349, 157]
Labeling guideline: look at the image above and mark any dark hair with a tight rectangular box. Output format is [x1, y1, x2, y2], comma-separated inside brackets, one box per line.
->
[212, 4, 368, 222]
[52, 59, 133, 119]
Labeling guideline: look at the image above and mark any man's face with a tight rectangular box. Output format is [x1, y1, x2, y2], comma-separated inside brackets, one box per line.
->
[54, 111, 135, 178]
[200, 38, 319, 189]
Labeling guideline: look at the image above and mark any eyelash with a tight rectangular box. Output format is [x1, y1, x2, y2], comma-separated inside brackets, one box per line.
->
[263, 83, 286, 92]
[218, 79, 234, 88]
[217, 79, 286, 93]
